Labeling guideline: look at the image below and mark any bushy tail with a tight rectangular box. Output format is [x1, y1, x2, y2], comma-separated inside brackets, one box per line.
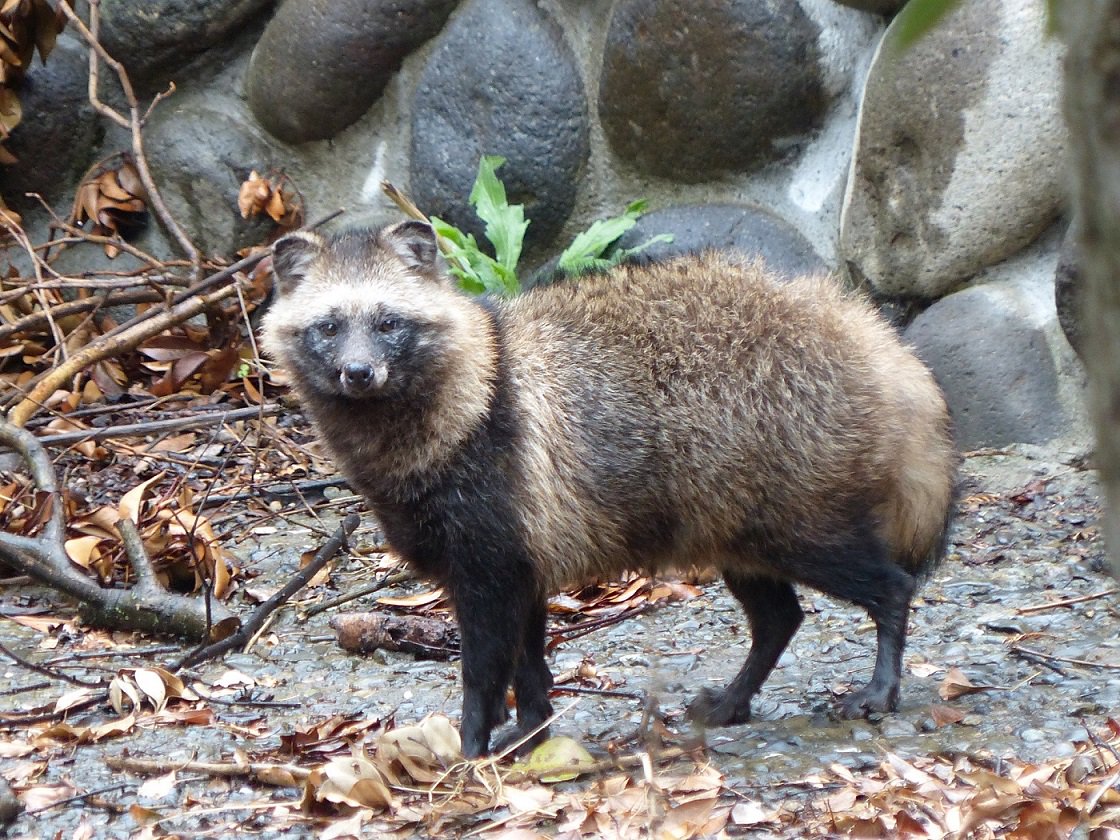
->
[883, 414, 959, 580]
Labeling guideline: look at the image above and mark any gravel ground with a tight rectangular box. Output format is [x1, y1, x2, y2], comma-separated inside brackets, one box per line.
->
[1, 448, 1117, 837]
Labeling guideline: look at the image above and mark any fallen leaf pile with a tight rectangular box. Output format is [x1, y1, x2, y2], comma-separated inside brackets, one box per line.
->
[70, 160, 149, 256]
[785, 725, 1120, 837]
[0, 465, 237, 595]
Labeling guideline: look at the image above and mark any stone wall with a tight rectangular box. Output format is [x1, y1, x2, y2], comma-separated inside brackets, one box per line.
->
[6, 0, 1089, 453]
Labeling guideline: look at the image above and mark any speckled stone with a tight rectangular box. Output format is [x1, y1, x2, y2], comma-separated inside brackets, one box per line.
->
[599, 0, 826, 180]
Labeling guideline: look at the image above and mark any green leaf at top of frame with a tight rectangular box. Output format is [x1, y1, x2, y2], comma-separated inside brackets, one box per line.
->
[889, 0, 963, 54]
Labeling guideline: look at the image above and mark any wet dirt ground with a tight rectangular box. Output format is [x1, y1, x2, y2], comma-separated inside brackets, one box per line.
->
[2, 447, 1118, 837]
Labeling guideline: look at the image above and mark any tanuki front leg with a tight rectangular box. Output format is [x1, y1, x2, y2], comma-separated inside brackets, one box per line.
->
[452, 565, 537, 758]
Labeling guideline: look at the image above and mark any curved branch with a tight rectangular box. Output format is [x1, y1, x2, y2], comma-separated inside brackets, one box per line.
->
[58, 0, 200, 269]
[0, 419, 234, 640]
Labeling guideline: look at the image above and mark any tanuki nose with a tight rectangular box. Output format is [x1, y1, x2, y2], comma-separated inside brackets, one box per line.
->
[341, 362, 374, 389]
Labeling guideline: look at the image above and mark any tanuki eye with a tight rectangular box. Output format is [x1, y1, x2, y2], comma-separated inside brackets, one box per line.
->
[319, 321, 338, 337]
[378, 318, 397, 334]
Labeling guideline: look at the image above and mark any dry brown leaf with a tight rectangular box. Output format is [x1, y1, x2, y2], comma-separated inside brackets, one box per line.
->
[929, 703, 967, 727]
[938, 667, 989, 701]
[309, 751, 396, 811]
[377, 588, 446, 609]
[70, 159, 148, 256]
[237, 169, 302, 227]
[118, 472, 165, 523]
[53, 686, 96, 714]
[378, 715, 462, 784]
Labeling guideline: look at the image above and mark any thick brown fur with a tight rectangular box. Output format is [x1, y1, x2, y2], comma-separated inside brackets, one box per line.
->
[261, 222, 957, 757]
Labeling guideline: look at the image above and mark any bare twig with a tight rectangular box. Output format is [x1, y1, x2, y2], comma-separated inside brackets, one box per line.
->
[21, 404, 281, 447]
[25, 782, 133, 816]
[59, 0, 200, 268]
[301, 569, 412, 619]
[0, 641, 104, 688]
[1016, 588, 1118, 615]
[1010, 644, 1120, 670]
[0, 287, 165, 342]
[0, 692, 103, 726]
[0, 680, 51, 697]
[169, 513, 362, 671]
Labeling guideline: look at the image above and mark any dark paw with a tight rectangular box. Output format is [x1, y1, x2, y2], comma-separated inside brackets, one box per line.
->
[687, 687, 752, 727]
[838, 682, 899, 719]
[490, 722, 550, 757]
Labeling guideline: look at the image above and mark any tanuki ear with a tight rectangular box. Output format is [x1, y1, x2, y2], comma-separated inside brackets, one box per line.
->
[271, 230, 325, 296]
[379, 220, 440, 274]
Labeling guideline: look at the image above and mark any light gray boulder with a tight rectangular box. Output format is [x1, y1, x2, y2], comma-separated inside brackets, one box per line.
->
[840, 0, 1066, 299]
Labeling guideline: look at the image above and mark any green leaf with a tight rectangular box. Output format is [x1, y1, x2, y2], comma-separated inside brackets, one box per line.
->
[469, 155, 529, 278]
[609, 233, 674, 265]
[557, 199, 672, 278]
[430, 215, 519, 297]
[557, 200, 648, 276]
[889, 0, 962, 53]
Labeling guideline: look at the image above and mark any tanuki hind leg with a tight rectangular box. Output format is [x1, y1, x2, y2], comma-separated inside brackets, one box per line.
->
[688, 574, 803, 726]
[791, 531, 916, 717]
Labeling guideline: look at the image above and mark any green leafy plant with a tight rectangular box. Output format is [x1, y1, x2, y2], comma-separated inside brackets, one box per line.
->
[429, 156, 526, 296]
[557, 198, 671, 277]
[384, 156, 670, 296]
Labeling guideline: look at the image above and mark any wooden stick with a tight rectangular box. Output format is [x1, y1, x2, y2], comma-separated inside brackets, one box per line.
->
[1016, 588, 1118, 615]
[105, 755, 311, 786]
[169, 514, 361, 671]
[26, 404, 280, 447]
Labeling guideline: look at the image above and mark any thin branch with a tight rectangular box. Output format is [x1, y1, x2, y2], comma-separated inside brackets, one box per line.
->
[20, 404, 280, 447]
[0, 641, 104, 688]
[0, 287, 164, 342]
[26, 783, 132, 816]
[1016, 588, 1118, 615]
[59, 0, 200, 268]
[7, 279, 243, 426]
[301, 569, 412, 619]
[1010, 644, 1120, 670]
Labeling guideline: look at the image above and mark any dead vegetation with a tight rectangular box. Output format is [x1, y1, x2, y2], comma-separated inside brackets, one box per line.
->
[0, 2, 1118, 836]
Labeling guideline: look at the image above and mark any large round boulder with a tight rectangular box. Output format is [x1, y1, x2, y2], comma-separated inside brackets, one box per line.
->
[247, 0, 458, 144]
[839, 0, 1066, 299]
[598, 0, 826, 180]
[904, 243, 1087, 449]
[616, 203, 826, 279]
[99, 0, 272, 90]
[409, 0, 589, 254]
[144, 103, 279, 257]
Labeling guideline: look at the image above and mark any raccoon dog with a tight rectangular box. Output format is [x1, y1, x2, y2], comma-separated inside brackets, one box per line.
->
[260, 221, 957, 758]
